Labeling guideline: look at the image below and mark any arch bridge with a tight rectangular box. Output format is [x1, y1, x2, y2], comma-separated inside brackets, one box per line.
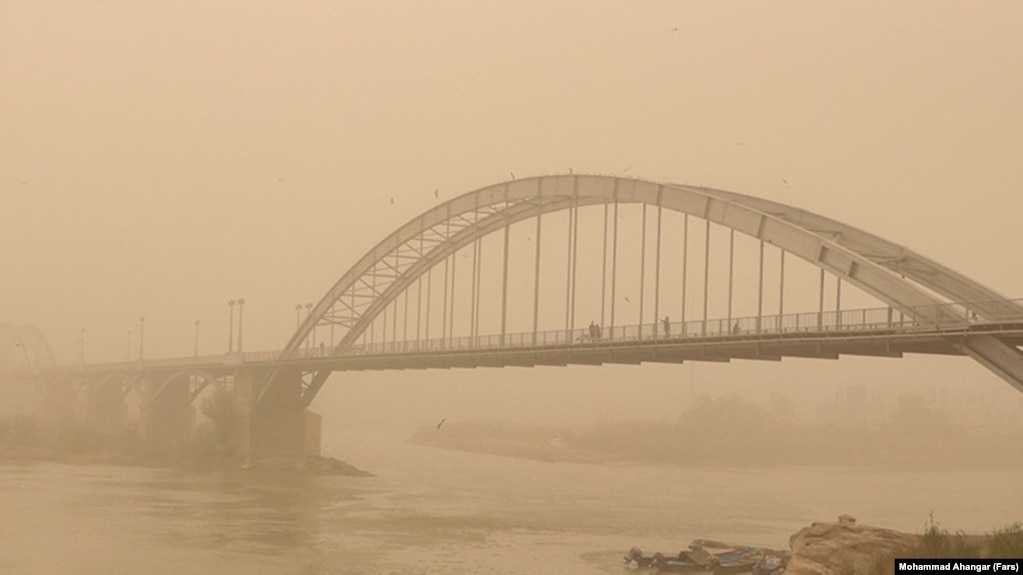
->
[13, 175, 1023, 459]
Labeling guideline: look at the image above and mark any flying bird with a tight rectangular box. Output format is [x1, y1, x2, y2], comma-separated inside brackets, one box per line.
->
[781, 178, 789, 186]
[624, 296, 631, 303]
[510, 172, 516, 180]
[390, 197, 395, 204]
[436, 418, 447, 430]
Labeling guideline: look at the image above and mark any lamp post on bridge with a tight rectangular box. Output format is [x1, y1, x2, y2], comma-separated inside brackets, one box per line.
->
[237, 298, 245, 352]
[228, 299, 236, 352]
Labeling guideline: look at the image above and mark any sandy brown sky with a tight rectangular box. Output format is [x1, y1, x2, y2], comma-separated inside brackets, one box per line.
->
[2, 1, 1021, 426]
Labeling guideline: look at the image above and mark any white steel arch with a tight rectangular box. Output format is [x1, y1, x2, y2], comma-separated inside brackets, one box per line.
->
[276, 175, 1023, 401]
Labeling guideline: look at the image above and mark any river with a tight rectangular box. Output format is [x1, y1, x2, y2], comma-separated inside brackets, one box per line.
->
[1, 430, 1020, 574]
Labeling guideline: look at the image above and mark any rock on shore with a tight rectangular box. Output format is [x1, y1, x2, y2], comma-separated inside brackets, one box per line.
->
[784, 516, 917, 575]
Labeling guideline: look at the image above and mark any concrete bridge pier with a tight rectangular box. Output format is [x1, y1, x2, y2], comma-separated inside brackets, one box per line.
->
[87, 379, 126, 432]
[231, 368, 320, 462]
[140, 377, 194, 451]
[40, 379, 77, 423]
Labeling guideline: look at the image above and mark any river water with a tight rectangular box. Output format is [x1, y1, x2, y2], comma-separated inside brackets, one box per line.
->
[1, 431, 1020, 575]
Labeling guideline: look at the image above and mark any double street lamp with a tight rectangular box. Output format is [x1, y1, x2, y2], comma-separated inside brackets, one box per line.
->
[228, 298, 246, 352]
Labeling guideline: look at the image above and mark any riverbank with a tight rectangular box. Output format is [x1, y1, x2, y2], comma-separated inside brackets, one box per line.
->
[783, 516, 1023, 575]
[409, 413, 1023, 470]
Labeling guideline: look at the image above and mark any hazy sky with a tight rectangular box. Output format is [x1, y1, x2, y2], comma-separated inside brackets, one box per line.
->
[2, 2, 1022, 427]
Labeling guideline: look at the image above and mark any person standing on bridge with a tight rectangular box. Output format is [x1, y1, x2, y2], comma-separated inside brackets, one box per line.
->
[662, 316, 671, 337]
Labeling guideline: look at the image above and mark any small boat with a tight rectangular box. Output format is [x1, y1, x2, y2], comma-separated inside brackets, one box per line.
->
[623, 547, 661, 569]
[624, 540, 786, 573]
[751, 554, 788, 575]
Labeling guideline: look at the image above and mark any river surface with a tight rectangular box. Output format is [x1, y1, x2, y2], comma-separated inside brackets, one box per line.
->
[1, 431, 1021, 574]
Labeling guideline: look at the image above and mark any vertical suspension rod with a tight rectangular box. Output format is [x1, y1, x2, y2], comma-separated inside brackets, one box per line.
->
[610, 198, 620, 338]
[654, 205, 662, 334]
[569, 198, 579, 332]
[475, 237, 483, 341]
[392, 252, 399, 346]
[757, 240, 764, 332]
[532, 203, 543, 344]
[682, 214, 688, 329]
[448, 249, 456, 347]
[425, 267, 432, 345]
[370, 271, 377, 346]
[501, 203, 511, 345]
[564, 199, 574, 331]
[441, 217, 450, 343]
[779, 250, 786, 324]
[836, 277, 842, 327]
[702, 219, 710, 335]
[818, 268, 825, 329]
[639, 205, 647, 338]
[416, 233, 424, 346]
[727, 229, 734, 330]
[600, 204, 608, 332]
[470, 236, 479, 342]
[403, 288, 409, 347]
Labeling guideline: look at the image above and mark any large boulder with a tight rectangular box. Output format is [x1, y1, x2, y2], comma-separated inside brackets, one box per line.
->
[784, 516, 917, 575]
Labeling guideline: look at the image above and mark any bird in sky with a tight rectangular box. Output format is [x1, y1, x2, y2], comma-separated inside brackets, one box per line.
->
[781, 178, 789, 186]
[671, 27, 679, 32]
[510, 172, 516, 180]
[390, 197, 395, 204]
[624, 296, 631, 303]
[436, 418, 447, 430]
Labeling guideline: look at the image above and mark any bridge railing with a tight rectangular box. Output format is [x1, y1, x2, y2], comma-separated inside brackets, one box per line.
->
[346, 297, 1023, 356]
[41, 298, 1023, 370]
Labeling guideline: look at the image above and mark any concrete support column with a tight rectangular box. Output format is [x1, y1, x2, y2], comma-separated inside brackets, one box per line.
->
[140, 376, 193, 451]
[232, 368, 318, 461]
[88, 380, 126, 432]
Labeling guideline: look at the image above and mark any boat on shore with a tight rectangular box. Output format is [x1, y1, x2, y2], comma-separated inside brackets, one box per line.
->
[623, 539, 789, 573]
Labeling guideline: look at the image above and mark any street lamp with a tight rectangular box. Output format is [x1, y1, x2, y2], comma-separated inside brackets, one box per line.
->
[228, 299, 236, 352]
[194, 320, 200, 359]
[139, 317, 145, 362]
[237, 298, 245, 352]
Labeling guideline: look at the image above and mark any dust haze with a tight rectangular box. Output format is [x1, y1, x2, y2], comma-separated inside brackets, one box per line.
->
[2, 1, 1022, 573]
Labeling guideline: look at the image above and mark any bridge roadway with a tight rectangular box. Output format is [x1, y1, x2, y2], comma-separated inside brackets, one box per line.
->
[38, 300, 1023, 379]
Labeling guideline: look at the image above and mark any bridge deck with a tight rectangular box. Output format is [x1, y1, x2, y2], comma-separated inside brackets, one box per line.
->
[26, 300, 1023, 377]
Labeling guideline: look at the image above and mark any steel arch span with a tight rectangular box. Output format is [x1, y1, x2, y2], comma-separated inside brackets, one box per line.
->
[276, 174, 1023, 404]
[0, 324, 55, 371]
